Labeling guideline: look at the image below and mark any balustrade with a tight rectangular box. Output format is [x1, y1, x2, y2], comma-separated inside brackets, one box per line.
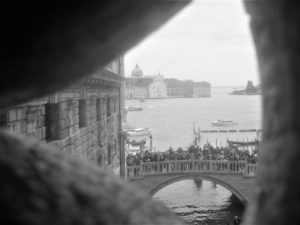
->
[127, 166, 143, 178]
[127, 160, 256, 179]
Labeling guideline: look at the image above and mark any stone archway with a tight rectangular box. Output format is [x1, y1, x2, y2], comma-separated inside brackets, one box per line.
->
[149, 174, 247, 204]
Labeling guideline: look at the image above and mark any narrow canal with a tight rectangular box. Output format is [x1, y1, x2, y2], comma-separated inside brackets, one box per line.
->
[153, 179, 244, 225]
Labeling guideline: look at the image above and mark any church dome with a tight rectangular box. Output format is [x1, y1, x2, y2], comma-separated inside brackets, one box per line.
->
[131, 64, 143, 77]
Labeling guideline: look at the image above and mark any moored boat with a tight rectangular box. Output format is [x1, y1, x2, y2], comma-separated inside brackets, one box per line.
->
[126, 145, 141, 155]
[126, 105, 143, 111]
[127, 128, 151, 137]
[126, 128, 152, 155]
[211, 119, 238, 126]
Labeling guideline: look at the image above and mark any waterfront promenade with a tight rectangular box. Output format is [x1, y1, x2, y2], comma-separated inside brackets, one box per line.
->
[127, 160, 256, 203]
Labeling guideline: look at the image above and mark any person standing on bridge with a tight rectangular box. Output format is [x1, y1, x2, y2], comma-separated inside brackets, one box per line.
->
[233, 216, 241, 225]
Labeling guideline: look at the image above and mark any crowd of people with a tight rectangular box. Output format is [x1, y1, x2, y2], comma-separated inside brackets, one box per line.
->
[126, 143, 259, 166]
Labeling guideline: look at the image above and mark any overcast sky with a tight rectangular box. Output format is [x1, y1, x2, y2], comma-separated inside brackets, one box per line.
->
[124, 0, 260, 87]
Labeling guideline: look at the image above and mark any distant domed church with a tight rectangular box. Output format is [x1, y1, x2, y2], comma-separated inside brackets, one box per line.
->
[125, 65, 167, 99]
[125, 64, 211, 99]
[131, 64, 143, 77]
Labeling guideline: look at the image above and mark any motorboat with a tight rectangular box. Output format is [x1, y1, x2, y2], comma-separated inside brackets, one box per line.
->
[139, 98, 145, 102]
[126, 105, 143, 111]
[211, 119, 238, 126]
[127, 128, 151, 137]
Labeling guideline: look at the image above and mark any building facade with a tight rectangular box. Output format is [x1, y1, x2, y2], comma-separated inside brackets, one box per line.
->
[165, 79, 185, 97]
[148, 75, 167, 98]
[165, 79, 211, 98]
[125, 65, 210, 99]
[0, 57, 126, 177]
[125, 65, 167, 99]
[192, 82, 211, 97]
[126, 87, 148, 99]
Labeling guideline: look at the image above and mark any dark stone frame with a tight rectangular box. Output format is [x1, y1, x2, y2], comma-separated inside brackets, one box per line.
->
[1, 0, 300, 224]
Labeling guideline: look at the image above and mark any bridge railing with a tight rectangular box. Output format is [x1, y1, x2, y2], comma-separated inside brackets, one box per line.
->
[127, 160, 256, 179]
[127, 165, 143, 178]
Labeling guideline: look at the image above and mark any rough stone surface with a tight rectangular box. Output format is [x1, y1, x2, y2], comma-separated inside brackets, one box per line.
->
[0, 67, 123, 174]
[243, 1, 300, 224]
[0, 131, 186, 225]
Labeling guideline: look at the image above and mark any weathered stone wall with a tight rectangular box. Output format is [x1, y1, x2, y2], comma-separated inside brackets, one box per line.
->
[0, 65, 123, 175]
[243, 1, 300, 225]
[0, 99, 48, 140]
[48, 85, 121, 168]
[0, 130, 186, 225]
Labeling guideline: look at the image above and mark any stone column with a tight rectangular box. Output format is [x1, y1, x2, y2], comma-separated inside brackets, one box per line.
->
[119, 131, 127, 179]
[243, 1, 300, 224]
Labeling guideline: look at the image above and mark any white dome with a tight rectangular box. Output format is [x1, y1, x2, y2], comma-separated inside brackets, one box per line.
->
[131, 64, 143, 77]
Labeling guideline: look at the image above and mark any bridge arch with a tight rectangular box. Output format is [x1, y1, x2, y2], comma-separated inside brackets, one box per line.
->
[149, 174, 247, 204]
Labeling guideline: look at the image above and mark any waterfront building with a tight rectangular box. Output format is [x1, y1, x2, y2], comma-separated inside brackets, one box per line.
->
[193, 82, 211, 97]
[165, 78, 185, 97]
[125, 65, 210, 99]
[165, 79, 211, 98]
[125, 65, 167, 99]
[0, 57, 125, 177]
[148, 74, 168, 98]
[126, 86, 148, 99]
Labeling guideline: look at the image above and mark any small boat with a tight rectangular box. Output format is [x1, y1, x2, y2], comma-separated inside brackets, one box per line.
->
[126, 129, 152, 155]
[127, 128, 151, 137]
[126, 146, 141, 155]
[126, 105, 143, 111]
[139, 98, 145, 102]
[127, 139, 146, 146]
[211, 119, 238, 126]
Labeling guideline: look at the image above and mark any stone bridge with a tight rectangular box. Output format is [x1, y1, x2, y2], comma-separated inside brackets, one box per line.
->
[127, 160, 257, 204]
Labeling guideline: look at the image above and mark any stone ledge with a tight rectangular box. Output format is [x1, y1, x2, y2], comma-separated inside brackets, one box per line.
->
[0, 130, 186, 225]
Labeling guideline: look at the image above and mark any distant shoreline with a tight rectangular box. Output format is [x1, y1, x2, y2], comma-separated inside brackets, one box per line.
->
[125, 96, 211, 100]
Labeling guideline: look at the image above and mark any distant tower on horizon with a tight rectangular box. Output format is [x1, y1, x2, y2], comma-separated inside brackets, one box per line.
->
[131, 64, 143, 77]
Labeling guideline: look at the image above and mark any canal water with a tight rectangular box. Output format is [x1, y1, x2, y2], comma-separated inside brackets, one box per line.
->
[126, 87, 261, 224]
[153, 180, 244, 225]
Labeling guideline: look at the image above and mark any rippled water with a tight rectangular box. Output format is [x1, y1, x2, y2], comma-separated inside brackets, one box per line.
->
[126, 87, 261, 224]
[153, 180, 244, 225]
[126, 88, 262, 150]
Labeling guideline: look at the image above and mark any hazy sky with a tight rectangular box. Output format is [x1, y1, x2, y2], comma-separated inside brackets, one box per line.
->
[124, 0, 260, 87]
